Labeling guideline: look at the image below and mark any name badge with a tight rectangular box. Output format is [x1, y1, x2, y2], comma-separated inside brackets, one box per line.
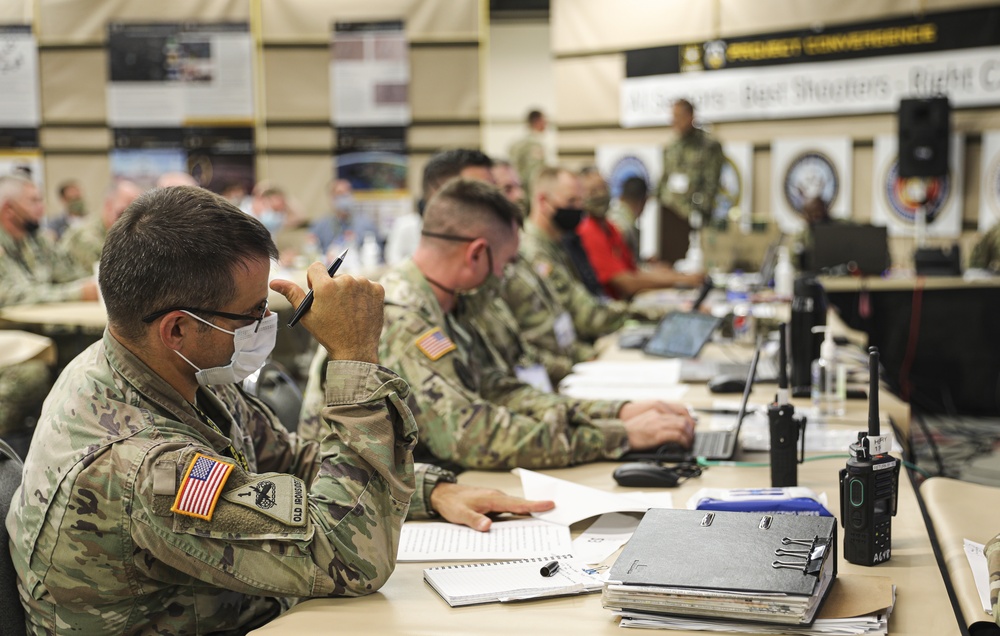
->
[515, 363, 554, 393]
[553, 311, 577, 350]
[668, 173, 690, 194]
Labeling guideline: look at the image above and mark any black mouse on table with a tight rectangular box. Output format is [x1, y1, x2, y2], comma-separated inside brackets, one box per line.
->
[613, 462, 682, 488]
[707, 374, 747, 394]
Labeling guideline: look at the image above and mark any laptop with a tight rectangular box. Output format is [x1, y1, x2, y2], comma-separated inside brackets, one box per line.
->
[621, 335, 763, 462]
[810, 224, 890, 275]
[642, 311, 722, 358]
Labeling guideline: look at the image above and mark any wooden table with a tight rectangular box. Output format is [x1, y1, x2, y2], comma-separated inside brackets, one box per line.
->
[250, 377, 953, 636]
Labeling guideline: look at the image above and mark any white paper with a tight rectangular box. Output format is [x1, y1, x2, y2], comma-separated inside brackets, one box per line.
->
[559, 384, 688, 401]
[740, 410, 903, 453]
[572, 512, 642, 565]
[567, 359, 682, 384]
[514, 363, 553, 393]
[515, 468, 669, 527]
[964, 539, 993, 615]
[397, 518, 571, 562]
[0, 27, 39, 127]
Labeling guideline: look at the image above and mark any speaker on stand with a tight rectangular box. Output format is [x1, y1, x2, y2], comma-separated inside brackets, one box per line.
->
[897, 96, 955, 274]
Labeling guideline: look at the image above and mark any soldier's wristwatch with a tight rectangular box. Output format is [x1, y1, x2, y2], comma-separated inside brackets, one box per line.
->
[423, 465, 457, 517]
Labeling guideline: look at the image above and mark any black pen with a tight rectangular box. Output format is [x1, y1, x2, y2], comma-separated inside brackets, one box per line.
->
[287, 248, 349, 328]
[540, 560, 560, 577]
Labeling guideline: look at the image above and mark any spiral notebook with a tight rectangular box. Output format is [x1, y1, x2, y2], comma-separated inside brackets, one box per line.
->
[424, 555, 604, 607]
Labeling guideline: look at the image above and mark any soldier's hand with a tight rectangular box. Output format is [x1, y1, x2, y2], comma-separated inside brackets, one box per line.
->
[271, 263, 384, 364]
[618, 400, 690, 420]
[622, 409, 694, 451]
[429, 482, 555, 532]
[80, 279, 99, 302]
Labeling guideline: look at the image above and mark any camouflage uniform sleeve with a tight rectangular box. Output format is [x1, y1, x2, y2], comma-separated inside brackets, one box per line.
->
[479, 367, 624, 423]
[381, 314, 628, 470]
[555, 266, 631, 340]
[970, 227, 1000, 270]
[129, 361, 417, 598]
[701, 138, 725, 205]
[406, 463, 457, 521]
[58, 223, 103, 273]
[0, 253, 88, 306]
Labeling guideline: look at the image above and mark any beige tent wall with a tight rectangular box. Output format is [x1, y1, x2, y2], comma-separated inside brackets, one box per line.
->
[551, 0, 1000, 269]
[483, 19, 556, 163]
[28, 0, 483, 218]
[20, 0, 1000, 266]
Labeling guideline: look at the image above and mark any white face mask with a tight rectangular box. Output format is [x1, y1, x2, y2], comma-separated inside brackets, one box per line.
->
[174, 312, 278, 386]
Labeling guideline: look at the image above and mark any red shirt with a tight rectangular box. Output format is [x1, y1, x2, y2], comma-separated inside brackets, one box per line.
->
[576, 216, 636, 299]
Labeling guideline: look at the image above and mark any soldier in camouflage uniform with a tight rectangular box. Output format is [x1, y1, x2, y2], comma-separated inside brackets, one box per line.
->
[299, 180, 693, 470]
[59, 179, 141, 272]
[656, 99, 724, 262]
[608, 175, 649, 262]
[508, 109, 548, 199]
[503, 167, 663, 365]
[0, 174, 97, 307]
[970, 223, 1000, 271]
[6, 186, 552, 635]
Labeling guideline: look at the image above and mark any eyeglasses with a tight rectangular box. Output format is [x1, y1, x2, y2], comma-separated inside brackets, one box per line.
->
[142, 300, 269, 332]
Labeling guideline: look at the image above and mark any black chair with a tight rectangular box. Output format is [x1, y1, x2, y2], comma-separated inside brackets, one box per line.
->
[242, 360, 304, 433]
[0, 439, 26, 636]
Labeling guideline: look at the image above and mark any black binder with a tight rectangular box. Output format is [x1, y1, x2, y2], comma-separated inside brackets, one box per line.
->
[605, 508, 837, 625]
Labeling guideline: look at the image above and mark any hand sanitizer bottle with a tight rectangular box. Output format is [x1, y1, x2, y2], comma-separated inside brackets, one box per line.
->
[774, 245, 794, 298]
[810, 326, 845, 417]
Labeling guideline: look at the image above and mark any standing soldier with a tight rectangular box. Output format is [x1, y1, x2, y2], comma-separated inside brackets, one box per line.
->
[509, 109, 549, 199]
[657, 99, 724, 263]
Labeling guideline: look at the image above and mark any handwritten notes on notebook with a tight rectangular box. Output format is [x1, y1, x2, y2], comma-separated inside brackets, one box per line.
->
[398, 518, 572, 562]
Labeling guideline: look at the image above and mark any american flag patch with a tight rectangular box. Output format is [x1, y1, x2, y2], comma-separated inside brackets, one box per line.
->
[171, 453, 234, 521]
[415, 327, 456, 361]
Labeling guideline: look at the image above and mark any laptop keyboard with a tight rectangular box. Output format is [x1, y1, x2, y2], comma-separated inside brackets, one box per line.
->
[693, 430, 733, 458]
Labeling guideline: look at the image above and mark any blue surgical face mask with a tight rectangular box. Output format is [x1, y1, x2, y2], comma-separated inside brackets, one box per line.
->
[334, 195, 355, 212]
[174, 312, 278, 385]
[259, 209, 284, 235]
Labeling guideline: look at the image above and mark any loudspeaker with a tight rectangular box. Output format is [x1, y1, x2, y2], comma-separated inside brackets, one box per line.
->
[898, 97, 950, 178]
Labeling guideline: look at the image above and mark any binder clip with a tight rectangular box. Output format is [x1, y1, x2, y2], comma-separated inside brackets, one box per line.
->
[771, 536, 830, 575]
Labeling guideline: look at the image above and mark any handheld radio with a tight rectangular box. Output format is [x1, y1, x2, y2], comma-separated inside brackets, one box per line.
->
[768, 323, 806, 487]
[839, 347, 900, 566]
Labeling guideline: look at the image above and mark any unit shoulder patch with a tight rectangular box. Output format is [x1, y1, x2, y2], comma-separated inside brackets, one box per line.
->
[222, 474, 307, 527]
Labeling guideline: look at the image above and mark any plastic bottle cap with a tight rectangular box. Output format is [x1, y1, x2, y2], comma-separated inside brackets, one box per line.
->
[812, 325, 836, 361]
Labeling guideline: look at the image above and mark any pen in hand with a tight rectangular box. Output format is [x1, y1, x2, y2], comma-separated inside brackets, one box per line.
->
[287, 248, 349, 328]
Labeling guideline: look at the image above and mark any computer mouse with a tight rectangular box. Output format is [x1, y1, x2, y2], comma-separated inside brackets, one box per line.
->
[707, 374, 747, 394]
[613, 462, 681, 488]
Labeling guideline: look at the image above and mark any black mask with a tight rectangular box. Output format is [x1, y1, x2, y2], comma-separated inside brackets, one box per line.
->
[10, 201, 39, 236]
[553, 207, 584, 232]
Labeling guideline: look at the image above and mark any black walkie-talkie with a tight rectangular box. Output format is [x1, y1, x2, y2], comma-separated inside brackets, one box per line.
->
[768, 323, 806, 487]
[839, 347, 900, 566]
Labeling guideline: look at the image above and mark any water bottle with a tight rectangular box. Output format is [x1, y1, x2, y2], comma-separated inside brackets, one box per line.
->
[726, 271, 753, 343]
[360, 232, 381, 273]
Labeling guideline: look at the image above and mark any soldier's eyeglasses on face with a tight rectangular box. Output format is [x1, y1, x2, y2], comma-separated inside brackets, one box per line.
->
[142, 301, 269, 332]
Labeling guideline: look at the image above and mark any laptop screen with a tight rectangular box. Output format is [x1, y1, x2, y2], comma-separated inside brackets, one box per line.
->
[810, 224, 889, 275]
[643, 311, 722, 358]
[733, 335, 764, 432]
